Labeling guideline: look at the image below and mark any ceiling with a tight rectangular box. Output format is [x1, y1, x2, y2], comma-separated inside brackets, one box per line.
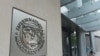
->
[61, 0, 75, 6]
[61, 0, 100, 31]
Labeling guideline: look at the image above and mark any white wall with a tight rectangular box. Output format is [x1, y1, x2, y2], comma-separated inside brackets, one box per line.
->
[0, 0, 62, 56]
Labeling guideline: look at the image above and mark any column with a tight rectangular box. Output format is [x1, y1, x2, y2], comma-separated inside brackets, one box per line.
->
[90, 32, 96, 53]
[80, 31, 87, 56]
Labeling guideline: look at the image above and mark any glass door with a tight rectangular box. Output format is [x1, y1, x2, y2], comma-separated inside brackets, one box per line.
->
[71, 31, 78, 56]
[62, 31, 70, 56]
[62, 30, 78, 56]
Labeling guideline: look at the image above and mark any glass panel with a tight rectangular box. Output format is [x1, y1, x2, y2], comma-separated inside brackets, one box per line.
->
[71, 31, 78, 56]
[62, 30, 78, 56]
[82, 0, 100, 4]
[82, 0, 91, 3]
[62, 31, 70, 56]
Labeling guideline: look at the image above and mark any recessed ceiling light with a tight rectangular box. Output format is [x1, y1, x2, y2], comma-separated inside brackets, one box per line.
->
[96, 9, 100, 13]
[61, 6, 68, 13]
[94, 0, 99, 2]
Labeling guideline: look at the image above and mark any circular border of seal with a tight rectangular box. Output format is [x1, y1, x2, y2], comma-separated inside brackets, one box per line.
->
[15, 18, 44, 55]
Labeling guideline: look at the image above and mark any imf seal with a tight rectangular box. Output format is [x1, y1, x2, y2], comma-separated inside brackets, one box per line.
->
[15, 18, 44, 55]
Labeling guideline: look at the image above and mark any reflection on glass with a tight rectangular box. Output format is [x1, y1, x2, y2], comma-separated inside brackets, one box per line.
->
[62, 30, 78, 56]
[71, 31, 78, 56]
[62, 31, 70, 56]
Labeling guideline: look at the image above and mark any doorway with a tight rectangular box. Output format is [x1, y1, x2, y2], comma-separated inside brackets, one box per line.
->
[61, 14, 80, 56]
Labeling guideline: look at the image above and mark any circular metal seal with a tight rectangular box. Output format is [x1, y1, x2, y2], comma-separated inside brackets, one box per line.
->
[15, 18, 44, 55]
